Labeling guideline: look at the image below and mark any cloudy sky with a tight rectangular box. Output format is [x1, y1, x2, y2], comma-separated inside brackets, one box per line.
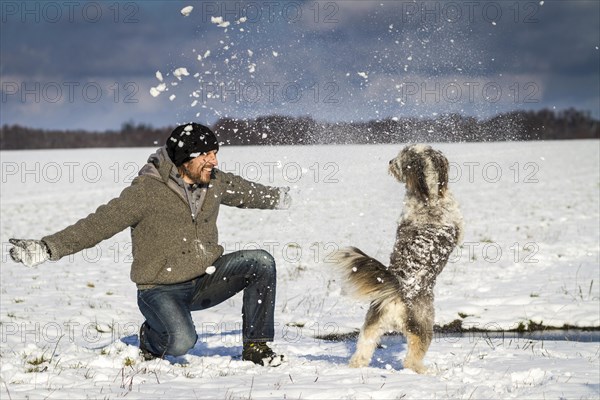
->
[1, 0, 599, 130]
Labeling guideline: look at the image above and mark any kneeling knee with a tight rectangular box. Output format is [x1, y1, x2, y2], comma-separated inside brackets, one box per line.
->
[167, 331, 198, 356]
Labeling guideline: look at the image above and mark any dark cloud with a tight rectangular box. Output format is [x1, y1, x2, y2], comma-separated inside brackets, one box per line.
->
[1, 0, 598, 130]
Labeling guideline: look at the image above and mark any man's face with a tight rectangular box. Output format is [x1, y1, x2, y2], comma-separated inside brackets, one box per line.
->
[181, 150, 218, 184]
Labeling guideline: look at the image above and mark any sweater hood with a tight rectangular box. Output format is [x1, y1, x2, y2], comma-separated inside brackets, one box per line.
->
[140, 146, 178, 183]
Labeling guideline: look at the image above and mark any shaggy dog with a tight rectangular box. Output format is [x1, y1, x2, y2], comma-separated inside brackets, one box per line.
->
[334, 144, 464, 373]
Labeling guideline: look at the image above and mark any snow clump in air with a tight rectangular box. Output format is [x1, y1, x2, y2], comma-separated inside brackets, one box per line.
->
[180, 6, 194, 16]
[150, 83, 167, 97]
[174, 68, 190, 80]
[211, 16, 230, 28]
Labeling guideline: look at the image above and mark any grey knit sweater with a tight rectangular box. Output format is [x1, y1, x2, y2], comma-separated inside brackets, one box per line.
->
[42, 148, 284, 289]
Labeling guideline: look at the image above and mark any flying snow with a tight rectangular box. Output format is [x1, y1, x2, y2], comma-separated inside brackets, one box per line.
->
[180, 6, 194, 16]
[173, 68, 190, 80]
[149, 83, 166, 97]
[211, 16, 230, 28]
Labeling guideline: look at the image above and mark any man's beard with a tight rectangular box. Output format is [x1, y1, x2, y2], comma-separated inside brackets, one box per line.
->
[180, 164, 211, 184]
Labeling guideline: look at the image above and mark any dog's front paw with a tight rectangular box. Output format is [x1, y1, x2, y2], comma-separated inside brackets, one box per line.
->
[403, 359, 428, 374]
[349, 354, 370, 368]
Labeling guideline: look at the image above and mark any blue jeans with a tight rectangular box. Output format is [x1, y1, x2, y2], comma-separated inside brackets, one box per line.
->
[137, 249, 276, 357]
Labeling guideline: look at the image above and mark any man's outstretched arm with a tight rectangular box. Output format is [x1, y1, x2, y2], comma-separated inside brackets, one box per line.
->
[9, 177, 148, 266]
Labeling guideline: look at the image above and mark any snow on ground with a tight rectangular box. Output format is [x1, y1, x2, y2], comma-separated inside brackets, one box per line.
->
[1, 141, 598, 399]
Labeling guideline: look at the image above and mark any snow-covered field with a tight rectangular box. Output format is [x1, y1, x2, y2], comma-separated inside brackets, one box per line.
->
[1, 141, 598, 399]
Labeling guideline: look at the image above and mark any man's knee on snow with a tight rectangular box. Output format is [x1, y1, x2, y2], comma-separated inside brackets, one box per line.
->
[166, 330, 198, 356]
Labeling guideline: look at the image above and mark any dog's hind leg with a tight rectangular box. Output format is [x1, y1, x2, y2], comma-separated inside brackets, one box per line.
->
[403, 298, 434, 374]
[349, 302, 386, 368]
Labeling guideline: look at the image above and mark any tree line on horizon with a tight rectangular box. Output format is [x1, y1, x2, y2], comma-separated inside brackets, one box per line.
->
[1, 108, 598, 150]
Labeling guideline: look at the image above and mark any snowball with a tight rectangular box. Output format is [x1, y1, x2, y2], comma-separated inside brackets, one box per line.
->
[357, 72, 368, 79]
[174, 67, 190, 80]
[180, 6, 193, 16]
[169, 94, 176, 101]
[206, 266, 216, 275]
[155, 71, 163, 82]
[149, 83, 166, 97]
[149, 87, 160, 97]
[211, 16, 230, 28]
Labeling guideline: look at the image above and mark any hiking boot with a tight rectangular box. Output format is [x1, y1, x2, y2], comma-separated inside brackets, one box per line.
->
[139, 322, 161, 361]
[242, 341, 284, 367]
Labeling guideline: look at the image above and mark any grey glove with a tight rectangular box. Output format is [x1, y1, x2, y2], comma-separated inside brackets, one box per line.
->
[9, 239, 50, 267]
[277, 187, 292, 210]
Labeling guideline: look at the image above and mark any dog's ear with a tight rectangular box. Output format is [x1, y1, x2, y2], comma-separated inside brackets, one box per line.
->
[428, 149, 449, 197]
[403, 151, 430, 202]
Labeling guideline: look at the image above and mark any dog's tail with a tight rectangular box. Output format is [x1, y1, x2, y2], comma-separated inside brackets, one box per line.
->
[332, 246, 400, 303]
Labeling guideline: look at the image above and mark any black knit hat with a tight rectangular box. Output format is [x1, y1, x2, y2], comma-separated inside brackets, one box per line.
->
[166, 123, 219, 166]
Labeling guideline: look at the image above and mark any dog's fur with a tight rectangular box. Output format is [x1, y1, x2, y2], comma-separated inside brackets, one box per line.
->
[334, 144, 463, 373]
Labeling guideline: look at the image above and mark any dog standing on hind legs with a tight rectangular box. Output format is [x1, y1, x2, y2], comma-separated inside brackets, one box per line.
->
[334, 144, 464, 374]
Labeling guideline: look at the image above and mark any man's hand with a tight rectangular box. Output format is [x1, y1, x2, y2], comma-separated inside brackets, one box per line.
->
[277, 187, 292, 210]
[9, 239, 50, 267]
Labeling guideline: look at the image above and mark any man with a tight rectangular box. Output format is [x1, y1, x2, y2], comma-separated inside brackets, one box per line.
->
[9, 122, 291, 366]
